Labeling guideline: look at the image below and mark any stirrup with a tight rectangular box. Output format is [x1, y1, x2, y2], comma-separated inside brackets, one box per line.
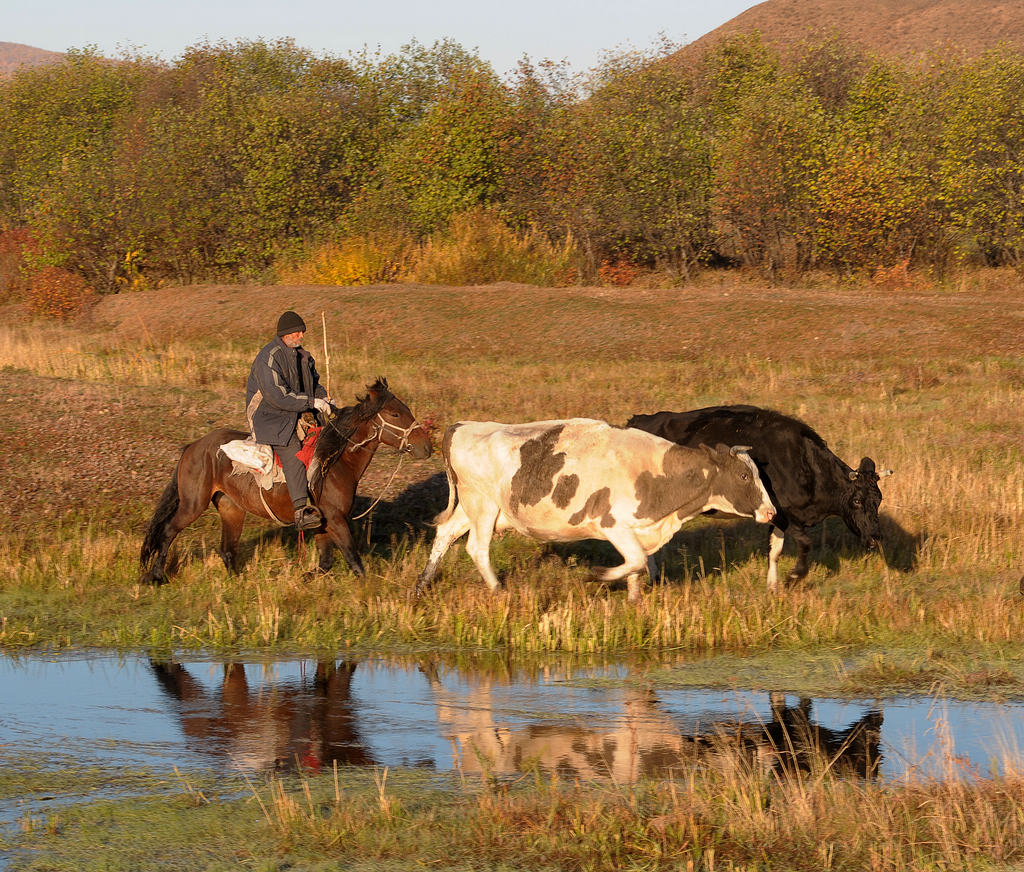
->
[294, 504, 323, 531]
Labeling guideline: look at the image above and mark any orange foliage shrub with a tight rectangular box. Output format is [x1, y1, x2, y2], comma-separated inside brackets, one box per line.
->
[405, 209, 579, 287]
[279, 232, 415, 286]
[598, 258, 640, 287]
[27, 266, 96, 318]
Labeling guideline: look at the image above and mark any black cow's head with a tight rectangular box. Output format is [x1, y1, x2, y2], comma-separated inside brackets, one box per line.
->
[842, 457, 892, 548]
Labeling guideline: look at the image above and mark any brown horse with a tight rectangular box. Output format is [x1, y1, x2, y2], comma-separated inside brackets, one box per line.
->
[140, 377, 432, 584]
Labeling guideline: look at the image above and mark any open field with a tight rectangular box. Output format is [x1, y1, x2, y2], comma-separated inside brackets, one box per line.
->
[0, 276, 1022, 695]
[2, 276, 1024, 871]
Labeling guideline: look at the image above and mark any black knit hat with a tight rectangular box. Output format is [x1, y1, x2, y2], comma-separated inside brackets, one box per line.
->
[276, 310, 306, 336]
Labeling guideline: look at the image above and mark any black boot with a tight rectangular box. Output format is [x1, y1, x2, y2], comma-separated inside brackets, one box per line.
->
[294, 502, 323, 531]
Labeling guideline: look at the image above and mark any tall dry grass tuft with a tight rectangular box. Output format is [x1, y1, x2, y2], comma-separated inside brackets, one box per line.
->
[0, 323, 248, 390]
[405, 209, 579, 287]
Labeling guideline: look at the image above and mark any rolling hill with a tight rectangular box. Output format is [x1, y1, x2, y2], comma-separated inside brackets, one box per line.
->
[0, 41, 63, 76]
[678, 0, 1024, 61]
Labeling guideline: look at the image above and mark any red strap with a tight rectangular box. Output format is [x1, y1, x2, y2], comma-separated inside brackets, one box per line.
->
[296, 426, 322, 468]
[273, 426, 323, 470]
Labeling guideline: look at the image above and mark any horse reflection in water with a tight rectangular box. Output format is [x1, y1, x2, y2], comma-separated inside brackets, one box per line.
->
[150, 660, 372, 772]
[421, 664, 883, 781]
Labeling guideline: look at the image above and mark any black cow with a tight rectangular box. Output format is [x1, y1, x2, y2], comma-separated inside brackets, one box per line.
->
[626, 405, 892, 590]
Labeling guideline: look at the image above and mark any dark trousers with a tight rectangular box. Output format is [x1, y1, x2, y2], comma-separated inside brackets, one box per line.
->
[276, 433, 310, 509]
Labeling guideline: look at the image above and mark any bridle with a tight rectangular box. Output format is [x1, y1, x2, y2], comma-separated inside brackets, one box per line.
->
[343, 411, 423, 521]
[346, 411, 422, 454]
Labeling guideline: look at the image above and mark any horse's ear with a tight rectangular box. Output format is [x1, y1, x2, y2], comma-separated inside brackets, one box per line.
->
[365, 376, 388, 397]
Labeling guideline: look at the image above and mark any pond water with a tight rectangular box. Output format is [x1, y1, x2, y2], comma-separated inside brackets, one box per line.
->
[3, 651, 1024, 795]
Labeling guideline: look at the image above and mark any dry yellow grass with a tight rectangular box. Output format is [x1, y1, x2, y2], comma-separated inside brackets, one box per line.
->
[0, 276, 1020, 667]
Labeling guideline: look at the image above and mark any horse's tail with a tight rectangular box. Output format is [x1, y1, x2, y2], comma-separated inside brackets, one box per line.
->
[140, 460, 181, 570]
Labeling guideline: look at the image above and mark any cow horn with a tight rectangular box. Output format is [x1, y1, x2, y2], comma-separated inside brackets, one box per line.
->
[849, 470, 859, 481]
[730, 445, 752, 456]
[879, 468, 894, 478]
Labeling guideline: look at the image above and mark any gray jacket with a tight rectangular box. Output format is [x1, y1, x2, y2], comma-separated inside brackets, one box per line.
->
[246, 337, 327, 446]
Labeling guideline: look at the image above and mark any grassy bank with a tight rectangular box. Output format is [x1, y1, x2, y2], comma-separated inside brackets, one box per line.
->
[7, 747, 1024, 871]
[0, 279, 1022, 692]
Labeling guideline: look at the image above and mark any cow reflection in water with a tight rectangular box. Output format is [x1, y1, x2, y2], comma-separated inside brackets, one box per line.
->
[422, 665, 882, 781]
[150, 660, 372, 772]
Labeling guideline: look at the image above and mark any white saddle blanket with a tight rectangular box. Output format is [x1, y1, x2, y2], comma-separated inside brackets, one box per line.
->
[221, 438, 275, 474]
[219, 438, 285, 491]
[221, 435, 322, 495]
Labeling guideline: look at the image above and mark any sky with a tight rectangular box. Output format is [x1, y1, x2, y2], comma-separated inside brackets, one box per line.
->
[6, 0, 761, 76]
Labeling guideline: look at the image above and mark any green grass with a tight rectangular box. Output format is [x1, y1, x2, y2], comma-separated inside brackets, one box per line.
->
[8, 751, 1024, 871]
[2, 514, 1024, 698]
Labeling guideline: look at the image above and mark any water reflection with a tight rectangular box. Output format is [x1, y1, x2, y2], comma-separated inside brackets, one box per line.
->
[145, 655, 883, 778]
[421, 661, 882, 780]
[150, 660, 373, 772]
[2, 652, 1023, 784]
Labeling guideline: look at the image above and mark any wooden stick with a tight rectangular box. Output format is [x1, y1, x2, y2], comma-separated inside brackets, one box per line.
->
[321, 311, 331, 400]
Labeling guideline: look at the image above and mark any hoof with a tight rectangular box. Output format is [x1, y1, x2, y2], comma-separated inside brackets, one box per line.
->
[413, 571, 435, 599]
[139, 569, 167, 586]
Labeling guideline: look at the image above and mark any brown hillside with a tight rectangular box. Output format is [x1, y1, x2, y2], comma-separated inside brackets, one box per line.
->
[678, 0, 1024, 61]
[0, 41, 63, 76]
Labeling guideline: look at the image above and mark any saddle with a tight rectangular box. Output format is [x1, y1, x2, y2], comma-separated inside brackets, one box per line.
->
[220, 426, 323, 492]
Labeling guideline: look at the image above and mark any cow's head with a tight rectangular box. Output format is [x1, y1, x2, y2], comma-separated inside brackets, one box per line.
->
[843, 457, 892, 547]
[703, 443, 776, 524]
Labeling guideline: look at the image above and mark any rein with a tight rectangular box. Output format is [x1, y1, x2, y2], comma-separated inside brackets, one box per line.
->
[350, 453, 406, 520]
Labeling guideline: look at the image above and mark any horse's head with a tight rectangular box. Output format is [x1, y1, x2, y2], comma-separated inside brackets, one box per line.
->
[372, 390, 433, 459]
[313, 378, 432, 492]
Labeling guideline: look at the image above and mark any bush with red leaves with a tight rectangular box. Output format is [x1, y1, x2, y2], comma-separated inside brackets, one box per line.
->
[27, 266, 96, 318]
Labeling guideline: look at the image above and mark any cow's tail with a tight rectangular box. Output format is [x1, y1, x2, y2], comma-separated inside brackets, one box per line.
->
[431, 435, 460, 526]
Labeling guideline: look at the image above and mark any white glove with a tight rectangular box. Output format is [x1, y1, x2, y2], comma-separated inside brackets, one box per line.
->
[313, 398, 333, 416]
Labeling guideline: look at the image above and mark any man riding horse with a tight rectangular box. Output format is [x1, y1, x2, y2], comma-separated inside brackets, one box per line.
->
[246, 310, 333, 531]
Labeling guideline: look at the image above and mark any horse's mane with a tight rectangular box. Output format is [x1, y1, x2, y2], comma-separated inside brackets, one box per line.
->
[309, 376, 392, 497]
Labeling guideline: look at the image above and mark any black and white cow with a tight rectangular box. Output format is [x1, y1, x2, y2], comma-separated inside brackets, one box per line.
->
[627, 405, 892, 590]
[415, 418, 775, 601]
